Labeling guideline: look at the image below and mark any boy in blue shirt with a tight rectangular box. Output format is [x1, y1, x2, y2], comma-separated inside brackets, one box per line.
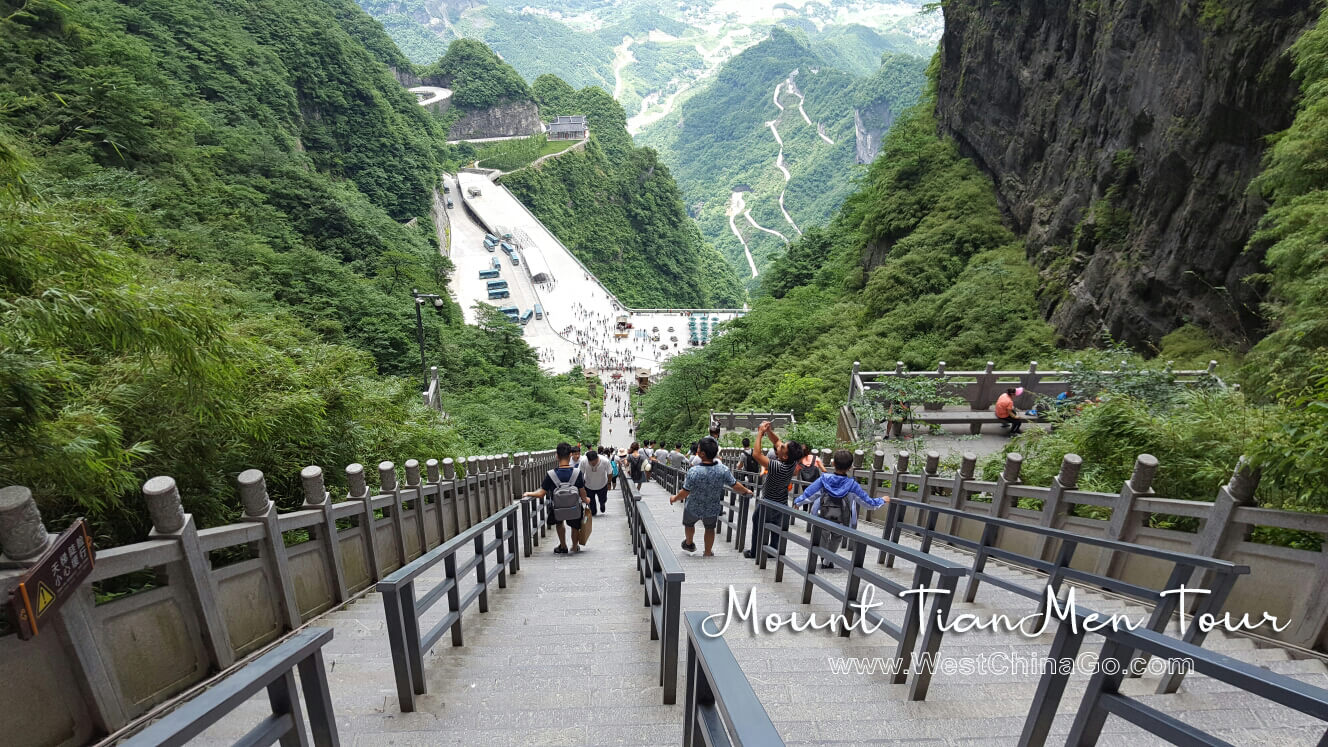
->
[795, 449, 886, 568]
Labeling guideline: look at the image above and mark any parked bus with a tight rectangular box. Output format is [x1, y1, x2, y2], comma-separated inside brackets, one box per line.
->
[498, 305, 519, 318]
[487, 289, 509, 300]
[484, 233, 498, 244]
[491, 257, 502, 270]
[486, 280, 508, 290]
[520, 309, 534, 325]
[533, 304, 544, 320]
[510, 252, 520, 266]
[478, 269, 500, 280]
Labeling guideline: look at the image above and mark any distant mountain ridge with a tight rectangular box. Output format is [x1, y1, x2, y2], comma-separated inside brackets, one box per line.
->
[637, 27, 927, 278]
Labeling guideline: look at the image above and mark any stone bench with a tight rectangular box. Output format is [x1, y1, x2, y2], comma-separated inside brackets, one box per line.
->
[887, 409, 1035, 436]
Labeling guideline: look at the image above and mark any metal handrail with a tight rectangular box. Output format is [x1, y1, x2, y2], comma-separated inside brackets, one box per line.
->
[880, 495, 1249, 691]
[683, 611, 784, 747]
[122, 627, 338, 746]
[377, 502, 521, 712]
[755, 498, 966, 701]
[1019, 605, 1328, 746]
[627, 487, 685, 705]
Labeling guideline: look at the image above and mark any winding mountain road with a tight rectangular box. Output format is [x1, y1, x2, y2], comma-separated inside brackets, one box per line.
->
[727, 191, 760, 278]
[611, 36, 634, 101]
[765, 77, 803, 237]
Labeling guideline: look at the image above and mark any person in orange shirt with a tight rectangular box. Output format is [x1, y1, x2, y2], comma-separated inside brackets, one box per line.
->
[995, 387, 1023, 434]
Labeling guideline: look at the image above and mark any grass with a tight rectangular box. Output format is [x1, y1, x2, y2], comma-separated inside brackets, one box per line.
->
[475, 135, 580, 171]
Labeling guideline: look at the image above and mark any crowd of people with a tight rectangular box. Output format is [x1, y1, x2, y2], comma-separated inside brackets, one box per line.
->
[521, 418, 891, 562]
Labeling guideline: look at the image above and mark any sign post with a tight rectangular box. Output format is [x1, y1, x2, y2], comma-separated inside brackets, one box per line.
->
[7, 519, 94, 640]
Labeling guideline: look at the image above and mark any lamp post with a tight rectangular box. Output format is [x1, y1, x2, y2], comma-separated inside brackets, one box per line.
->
[411, 288, 447, 391]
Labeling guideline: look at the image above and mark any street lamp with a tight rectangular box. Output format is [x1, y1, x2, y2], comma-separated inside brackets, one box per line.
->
[411, 288, 447, 391]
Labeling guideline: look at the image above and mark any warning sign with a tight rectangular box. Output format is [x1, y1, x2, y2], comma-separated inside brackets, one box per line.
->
[7, 519, 94, 640]
[36, 583, 55, 615]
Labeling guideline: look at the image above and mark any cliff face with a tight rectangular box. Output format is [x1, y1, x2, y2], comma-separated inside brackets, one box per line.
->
[446, 100, 541, 139]
[935, 0, 1315, 349]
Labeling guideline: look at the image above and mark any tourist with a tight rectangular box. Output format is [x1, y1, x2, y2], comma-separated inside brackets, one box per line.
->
[520, 442, 589, 554]
[670, 437, 752, 556]
[996, 387, 1023, 434]
[794, 450, 885, 567]
[745, 421, 804, 559]
[578, 447, 613, 515]
[626, 442, 646, 490]
[688, 441, 703, 467]
[737, 437, 760, 475]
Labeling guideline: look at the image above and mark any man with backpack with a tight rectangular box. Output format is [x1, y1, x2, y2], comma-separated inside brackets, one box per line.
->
[626, 442, 646, 491]
[795, 450, 886, 568]
[737, 437, 760, 476]
[669, 437, 753, 556]
[520, 442, 590, 554]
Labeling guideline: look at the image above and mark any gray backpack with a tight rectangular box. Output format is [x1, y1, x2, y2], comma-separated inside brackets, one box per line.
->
[548, 468, 583, 522]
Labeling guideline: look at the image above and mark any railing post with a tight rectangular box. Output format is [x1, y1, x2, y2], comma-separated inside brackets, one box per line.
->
[1098, 454, 1157, 578]
[238, 470, 302, 630]
[0, 487, 130, 733]
[908, 571, 957, 701]
[143, 477, 235, 671]
[974, 361, 996, 410]
[1017, 616, 1087, 747]
[301, 466, 349, 604]
[848, 360, 860, 403]
[347, 463, 380, 581]
[881, 451, 909, 567]
[916, 452, 941, 554]
[426, 458, 447, 544]
[405, 459, 428, 557]
[443, 458, 462, 539]
[1035, 454, 1081, 562]
[662, 574, 682, 705]
[380, 461, 409, 568]
[988, 453, 1023, 552]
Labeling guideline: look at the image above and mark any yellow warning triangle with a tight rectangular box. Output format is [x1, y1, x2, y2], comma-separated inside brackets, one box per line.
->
[36, 582, 55, 616]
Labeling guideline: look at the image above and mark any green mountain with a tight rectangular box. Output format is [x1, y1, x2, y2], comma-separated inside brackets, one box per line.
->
[0, 0, 597, 546]
[500, 77, 745, 308]
[637, 28, 927, 279]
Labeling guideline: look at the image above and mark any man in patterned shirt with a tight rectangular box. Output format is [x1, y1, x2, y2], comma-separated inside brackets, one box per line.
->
[669, 437, 753, 556]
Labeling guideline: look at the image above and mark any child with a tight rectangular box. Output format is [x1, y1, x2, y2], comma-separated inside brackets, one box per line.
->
[670, 437, 753, 556]
[795, 450, 887, 568]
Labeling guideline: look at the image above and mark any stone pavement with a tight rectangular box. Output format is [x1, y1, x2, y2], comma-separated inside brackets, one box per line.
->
[185, 480, 1326, 745]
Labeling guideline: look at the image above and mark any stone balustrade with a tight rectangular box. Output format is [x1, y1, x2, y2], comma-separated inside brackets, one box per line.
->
[716, 446, 1328, 653]
[0, 449, 559, 745]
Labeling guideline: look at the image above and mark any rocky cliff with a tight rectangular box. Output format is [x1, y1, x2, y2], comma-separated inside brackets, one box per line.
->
[446, 99, 541, 139]
[936, 0, 1316, 349]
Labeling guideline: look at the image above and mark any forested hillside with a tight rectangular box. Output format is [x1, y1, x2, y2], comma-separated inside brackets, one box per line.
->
[500, 77, 745, 309]
[0, 0, 597, 547]
[639, 90, 1054, 440]
[638, 28, 927, 277]
[640, 8, 1328, 513]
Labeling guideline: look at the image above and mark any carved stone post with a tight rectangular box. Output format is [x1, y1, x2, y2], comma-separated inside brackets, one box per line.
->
[237, 470, 301, 629]
[301, 466, 348, 604]
[0, 486, 51, 561]
[443, 458, 461, 537]
[426, 458, 445, 545]
[402, 459, 427, 558]
[143, 476, 234, 670]
[1099, 454, 1158, 578]
[347, 463, 380, 580]
[1036, 454, 1082, 561]
[379, 462, 408, 568]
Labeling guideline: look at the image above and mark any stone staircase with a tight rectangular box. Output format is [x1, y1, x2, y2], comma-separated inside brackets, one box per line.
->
[636, 482, 1328, 746]
[182, 481, 1325, 745]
